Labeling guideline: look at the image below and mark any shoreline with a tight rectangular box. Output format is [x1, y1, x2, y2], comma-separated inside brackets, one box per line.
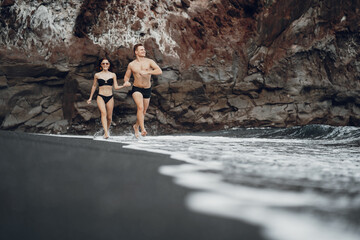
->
[0, 130, 265, 240]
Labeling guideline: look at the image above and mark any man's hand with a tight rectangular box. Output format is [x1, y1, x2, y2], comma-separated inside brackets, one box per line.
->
[123, 81, 131, 87]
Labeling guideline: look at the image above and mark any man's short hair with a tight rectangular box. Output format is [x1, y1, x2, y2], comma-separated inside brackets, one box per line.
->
[133, 43, 143, 54]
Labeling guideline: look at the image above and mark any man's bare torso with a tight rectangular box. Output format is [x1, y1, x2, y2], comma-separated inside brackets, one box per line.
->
[130, 58, 153, 88]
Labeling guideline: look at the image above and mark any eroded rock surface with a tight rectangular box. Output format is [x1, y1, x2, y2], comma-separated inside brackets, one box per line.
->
[0, 0, 359, 134]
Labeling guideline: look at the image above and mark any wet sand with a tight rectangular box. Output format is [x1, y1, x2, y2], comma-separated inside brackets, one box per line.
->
[0, 130, 265, 240]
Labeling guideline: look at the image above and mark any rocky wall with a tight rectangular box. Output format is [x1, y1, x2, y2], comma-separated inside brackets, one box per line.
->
[0, 0, 359, 135]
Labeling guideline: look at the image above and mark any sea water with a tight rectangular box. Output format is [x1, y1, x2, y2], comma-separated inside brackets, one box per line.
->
[101, 125, 360, 240]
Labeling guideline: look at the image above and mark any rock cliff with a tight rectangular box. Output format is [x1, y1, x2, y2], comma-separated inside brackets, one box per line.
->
[1, 0, 360, 135]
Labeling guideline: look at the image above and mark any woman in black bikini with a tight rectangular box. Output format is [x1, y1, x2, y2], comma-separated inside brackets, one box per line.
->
[87, 58, 129, 139]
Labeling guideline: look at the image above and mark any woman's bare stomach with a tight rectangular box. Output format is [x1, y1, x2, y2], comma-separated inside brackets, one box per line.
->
[98, 86, 113, 96]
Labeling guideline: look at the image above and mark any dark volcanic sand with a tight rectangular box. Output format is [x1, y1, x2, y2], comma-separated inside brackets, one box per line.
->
[0, 130, 265, 240]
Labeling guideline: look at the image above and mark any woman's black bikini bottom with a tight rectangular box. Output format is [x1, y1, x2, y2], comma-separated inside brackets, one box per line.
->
[98, 94, 113, 104]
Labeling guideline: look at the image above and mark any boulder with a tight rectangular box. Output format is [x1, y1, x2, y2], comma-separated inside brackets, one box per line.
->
[329, 106, 350, 125]
[211, 98, 230, 111]
[194, 65, 234, 83]
[75, 75, 93, 98]
[37, 109, 64, 128]
[75, 101, 99, 121]
[43, 102, 62, 114]
[252, 90, 294, 106]
[114, 87, 129, 101]
[156, 70, 179, 85]
[2, 105, 42, 129]
[0, 97, 9, 119]
[1, 0, 15, 7]
[24, 113, 47, 127]
[0, 64, 69, 78]
[0, 75, 8, 88]
[169, 80, 204, 93]
[233, 73, 264, 94]
[227, 95, 253, 110]
[47, 120, 69, 134]
[248, 105, 289, 127]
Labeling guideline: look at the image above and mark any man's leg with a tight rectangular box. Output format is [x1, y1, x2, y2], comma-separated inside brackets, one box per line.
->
[141, 98, 150, 136]
[134, 98, 149, 126]
[143, 98, 150, 114]
[132, 92, 145, 137]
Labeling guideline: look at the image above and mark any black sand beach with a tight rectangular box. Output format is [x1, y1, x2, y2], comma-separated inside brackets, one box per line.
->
[0, 130, 264, 240]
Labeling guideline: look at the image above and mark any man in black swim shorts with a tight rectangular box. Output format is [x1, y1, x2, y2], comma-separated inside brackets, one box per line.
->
[123, 43, 162, 137]
[130, 86, 152, 99]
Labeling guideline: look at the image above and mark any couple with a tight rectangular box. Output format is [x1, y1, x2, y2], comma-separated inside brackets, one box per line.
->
[87, 44, 162, 138]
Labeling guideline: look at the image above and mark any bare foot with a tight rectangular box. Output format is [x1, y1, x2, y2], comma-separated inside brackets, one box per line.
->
[141, 129, 147, 137]
[133, 124, 140, 138]
[103, 134, 109, 139]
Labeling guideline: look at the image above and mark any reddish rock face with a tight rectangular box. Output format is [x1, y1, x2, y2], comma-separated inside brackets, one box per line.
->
[1, 0, 15, 7]
[0, 0, 360, 134]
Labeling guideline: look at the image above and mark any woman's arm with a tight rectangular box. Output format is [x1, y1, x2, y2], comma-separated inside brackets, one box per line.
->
[87, 74, 98, 104]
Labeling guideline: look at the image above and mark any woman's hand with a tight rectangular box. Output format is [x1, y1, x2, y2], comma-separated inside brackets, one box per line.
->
[87, 99, 92, 104]
[114, 81, 131, 90]
[123, 82, 131, 87]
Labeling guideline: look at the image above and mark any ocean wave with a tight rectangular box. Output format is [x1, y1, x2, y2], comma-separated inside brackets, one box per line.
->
[204, 124, 360, 142]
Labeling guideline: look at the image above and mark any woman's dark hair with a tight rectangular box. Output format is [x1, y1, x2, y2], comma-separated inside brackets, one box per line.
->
[97, 58, 113, 72]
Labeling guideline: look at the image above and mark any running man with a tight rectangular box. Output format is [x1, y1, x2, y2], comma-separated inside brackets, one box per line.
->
[123, 43, 162, 137]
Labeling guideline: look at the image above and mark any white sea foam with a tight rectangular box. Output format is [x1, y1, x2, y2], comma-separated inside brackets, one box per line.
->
[106, 134, 360, 240]
[36, 133, 92, 139]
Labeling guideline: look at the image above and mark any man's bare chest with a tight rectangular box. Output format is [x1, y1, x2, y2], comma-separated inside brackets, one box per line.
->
[132, 62, 151, 72]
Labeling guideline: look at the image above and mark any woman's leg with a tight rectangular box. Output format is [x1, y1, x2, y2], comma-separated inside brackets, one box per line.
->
[105, 97, 114, 134]
[97, 96, 109, 138]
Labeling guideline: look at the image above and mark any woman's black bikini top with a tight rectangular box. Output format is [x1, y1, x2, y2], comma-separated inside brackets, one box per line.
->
[98, 78, 114, 87]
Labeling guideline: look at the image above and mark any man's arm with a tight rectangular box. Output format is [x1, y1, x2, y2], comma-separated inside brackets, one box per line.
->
[149, 59, 162, 75]
[114, 72, 127, 90]
[123, 64, 132, 87]
[140, 59, 162, 76]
